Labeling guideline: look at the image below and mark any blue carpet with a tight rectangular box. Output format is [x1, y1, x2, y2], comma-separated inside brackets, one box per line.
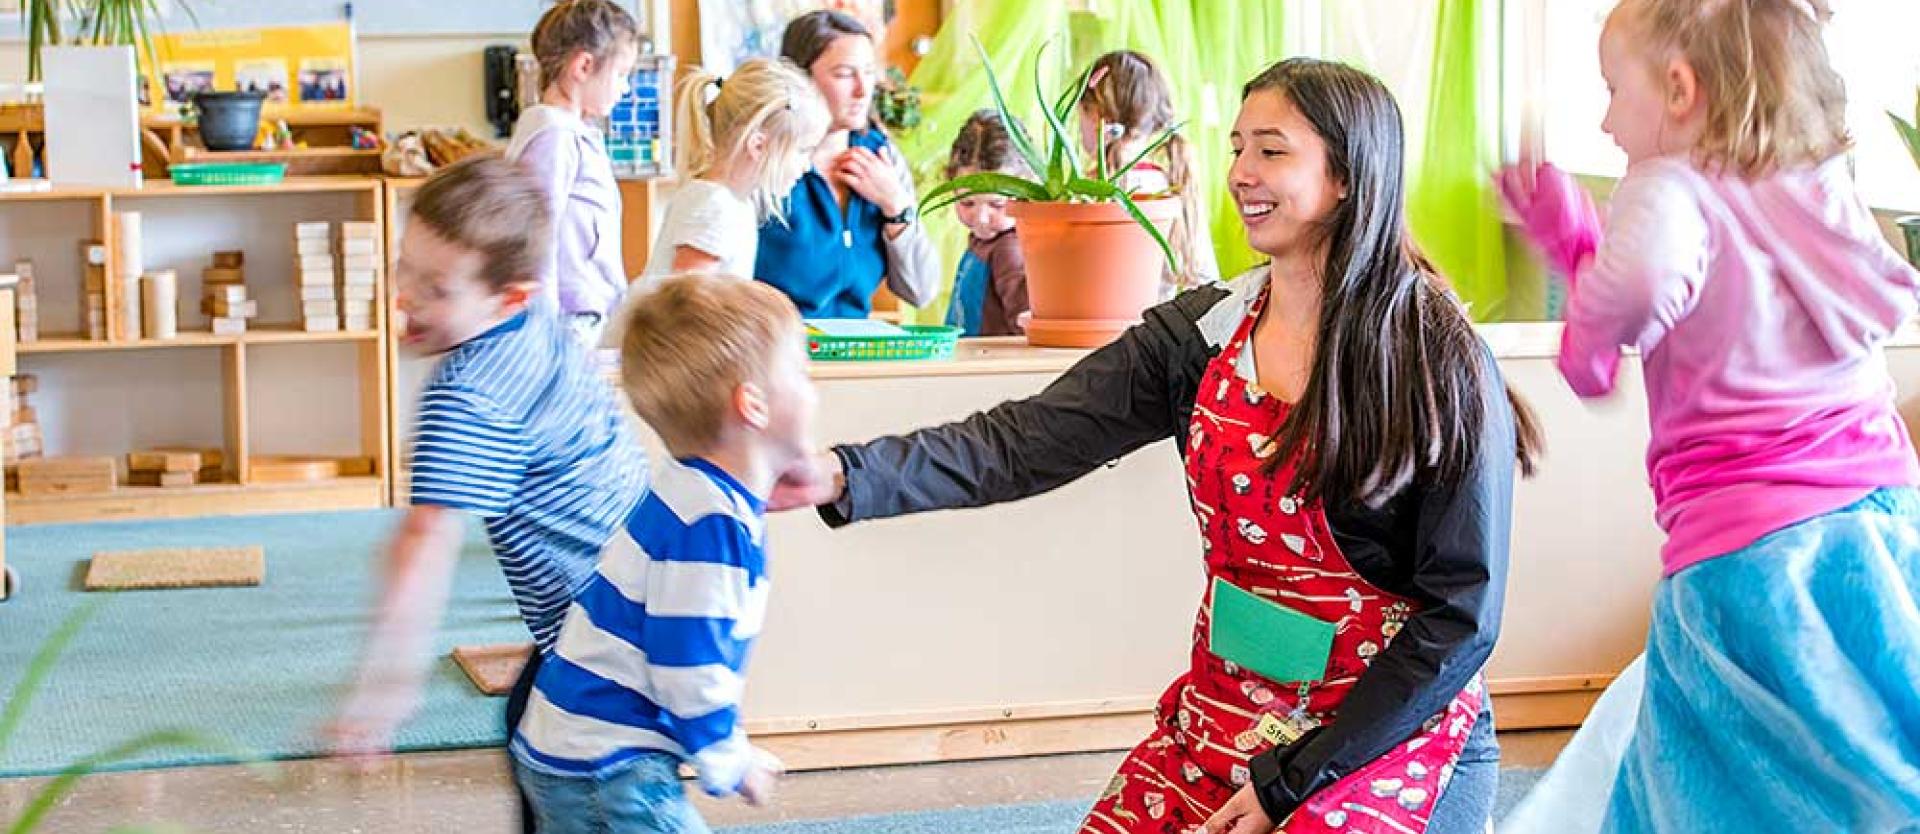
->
[719, 800, 1090, 833]
[0, 510, 527, 778]
[0, 509, 1549, 831]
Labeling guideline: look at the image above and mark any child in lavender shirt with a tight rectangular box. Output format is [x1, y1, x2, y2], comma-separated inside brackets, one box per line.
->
[506, 0, 640, 347]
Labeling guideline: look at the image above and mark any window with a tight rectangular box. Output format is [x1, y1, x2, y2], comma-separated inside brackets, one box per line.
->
[1538, 0, 1920, 210]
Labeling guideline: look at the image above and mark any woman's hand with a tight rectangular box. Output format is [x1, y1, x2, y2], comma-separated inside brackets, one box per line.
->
[833, 146, 910, 220]
[768, 451, 845, 512]
[1201, 785, 1278, 834]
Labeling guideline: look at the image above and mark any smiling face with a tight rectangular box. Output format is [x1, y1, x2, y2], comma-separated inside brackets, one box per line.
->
[392, 221, 532, 356]
[1226, 88, 1346, 261]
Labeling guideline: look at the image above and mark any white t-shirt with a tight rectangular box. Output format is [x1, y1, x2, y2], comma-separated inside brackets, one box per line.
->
[640, 179, 759, 282]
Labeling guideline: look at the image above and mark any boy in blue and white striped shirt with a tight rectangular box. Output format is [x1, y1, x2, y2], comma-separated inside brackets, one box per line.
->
[513, 275, 815, 831]
[326, 157, 645, 771]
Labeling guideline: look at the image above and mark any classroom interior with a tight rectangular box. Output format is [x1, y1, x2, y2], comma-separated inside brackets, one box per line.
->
[0, 0, 1916, 832]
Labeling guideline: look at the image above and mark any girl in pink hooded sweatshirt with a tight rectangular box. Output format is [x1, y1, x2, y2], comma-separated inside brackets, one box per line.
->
[1498, 1, 1920, 831]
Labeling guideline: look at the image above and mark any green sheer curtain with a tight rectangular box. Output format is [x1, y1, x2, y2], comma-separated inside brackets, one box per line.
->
[1406, 0, 1508, 320]
[895, 0, 1505, 321]
[1321, 0, 1510, 319]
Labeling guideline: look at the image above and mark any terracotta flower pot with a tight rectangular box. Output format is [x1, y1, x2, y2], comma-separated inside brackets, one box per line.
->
[1008, 197, 1181, 348]
[1900, 216, 1920, 269]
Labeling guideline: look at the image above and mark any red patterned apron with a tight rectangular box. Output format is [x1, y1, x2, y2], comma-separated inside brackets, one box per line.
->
[1078, 283, 1485, 834]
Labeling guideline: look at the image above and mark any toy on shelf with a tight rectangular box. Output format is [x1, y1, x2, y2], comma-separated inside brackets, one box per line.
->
[16, 455, 116, 496]
[7, 260, 37, 343]
[5, 374, 44, 486]
[82, 241, 107, 340]
[607, 54, 675, 179]
[141, 269, 178, 340]
[338, 221, 379, 332]
[202, 250, 256, 335]
[294, 222, 339, 332]
[112, 212, 143, 341]
[125, 448, 213, 488]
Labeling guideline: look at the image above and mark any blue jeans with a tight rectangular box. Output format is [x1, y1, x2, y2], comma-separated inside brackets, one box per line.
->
[512, 751, 712, 834]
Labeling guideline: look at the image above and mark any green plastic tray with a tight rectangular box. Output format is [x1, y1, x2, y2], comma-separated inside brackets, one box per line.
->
[169, 162, 288, 187]
[806, 324, 961, 362]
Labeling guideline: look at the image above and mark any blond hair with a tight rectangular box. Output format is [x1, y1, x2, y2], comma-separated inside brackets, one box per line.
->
[674, 58, 830, 221]
[619, 274, 802, 455]
[1615, 0, 1850, 176]
[411, 154, 550, 290]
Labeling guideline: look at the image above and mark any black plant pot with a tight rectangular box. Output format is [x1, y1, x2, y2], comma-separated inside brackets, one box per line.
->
[194, 91, 267, 152]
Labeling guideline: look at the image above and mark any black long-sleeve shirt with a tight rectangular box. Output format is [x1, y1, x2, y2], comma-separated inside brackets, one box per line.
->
[818, 274, 1517, 822]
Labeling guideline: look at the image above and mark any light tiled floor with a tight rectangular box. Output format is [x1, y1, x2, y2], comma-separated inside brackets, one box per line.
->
[0, 731, 1572, 833]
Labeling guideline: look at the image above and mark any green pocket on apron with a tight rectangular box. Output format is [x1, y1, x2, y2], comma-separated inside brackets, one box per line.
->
[1207, 577, 1337, 684]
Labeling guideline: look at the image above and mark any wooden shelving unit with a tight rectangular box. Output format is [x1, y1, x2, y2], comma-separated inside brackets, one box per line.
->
[0, 176, 393, 524]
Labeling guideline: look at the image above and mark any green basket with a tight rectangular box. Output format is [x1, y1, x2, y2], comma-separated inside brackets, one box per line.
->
[806, 324, 961, 362]
[168, 162, 288, 187]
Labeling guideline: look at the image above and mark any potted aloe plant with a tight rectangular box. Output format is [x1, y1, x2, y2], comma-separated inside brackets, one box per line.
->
[1892, 87, 1920, 267]
[920, 38, 1183, 348]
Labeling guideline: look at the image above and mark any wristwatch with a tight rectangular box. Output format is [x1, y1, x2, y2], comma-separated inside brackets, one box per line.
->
[882, 204, 917, 225]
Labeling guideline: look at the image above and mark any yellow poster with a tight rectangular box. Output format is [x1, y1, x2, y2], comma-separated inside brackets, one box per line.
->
[146, 23, 355, 112]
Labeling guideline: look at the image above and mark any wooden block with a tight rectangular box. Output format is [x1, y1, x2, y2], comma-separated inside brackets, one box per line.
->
[210, 316, 248, 335]
[298, 254, 336, 273]
[203, 284, 249, 303]
[294, 221, 332, 239]
[341, 255, 381, 272]
[202, 267, 246, 286]
[338, 221, 379, 240]
[127, 450, 202, 473]
[342, 285, 377, 301]
[451, 643, 533, 696]
[339, 238, 378, 257]
[301, 299, 339, 317]
[298, 269, 336, 287]
[14, 406, 35, 426]
[143, 446, 224, 471]
[248, 455, 339, 482]
[300, 285, 337, 301]
[340, 269, 378, 287]
[212, 250, 245, 268]
[85, 546, 264, 591]
[200, 298, 258, 318]
[344, 317, 373, 333]
[302, 317, 341, 333]
[125, 469, 196, 487]
[295, 238, 333, 257]
[332, 456, 376, 476]
[18, 456, 118, 496]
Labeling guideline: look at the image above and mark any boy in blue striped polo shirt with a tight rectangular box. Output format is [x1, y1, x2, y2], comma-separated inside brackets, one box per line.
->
[512, 275, 816, 832]
[326, 157, 646, 772]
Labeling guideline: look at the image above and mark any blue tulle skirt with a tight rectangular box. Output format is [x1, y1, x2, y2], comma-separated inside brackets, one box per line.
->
[1605, 487, 1920, 832]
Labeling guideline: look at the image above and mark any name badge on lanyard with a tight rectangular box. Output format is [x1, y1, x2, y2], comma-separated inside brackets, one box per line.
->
[843, 229, 853, 249]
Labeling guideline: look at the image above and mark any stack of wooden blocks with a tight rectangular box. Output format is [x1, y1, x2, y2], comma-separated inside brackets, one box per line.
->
[295, 222, 339, 332]
[82, 241, 108, 340]
[4, 375, 43, 487]
[9, 260, 36, 344]
[338, 222, 379, 332]
[16, 456, 117, 496]
[201, 251, 255, 335]
[125, 448, 224, 488]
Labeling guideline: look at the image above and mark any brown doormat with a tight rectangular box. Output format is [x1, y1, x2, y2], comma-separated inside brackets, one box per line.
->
[452, 643, 533, 696]
[84, 546, 266, 591]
